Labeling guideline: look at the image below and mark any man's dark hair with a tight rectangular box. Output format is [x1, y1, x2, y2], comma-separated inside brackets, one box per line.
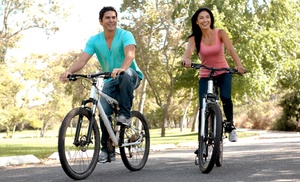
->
[99, 6, 118, 20]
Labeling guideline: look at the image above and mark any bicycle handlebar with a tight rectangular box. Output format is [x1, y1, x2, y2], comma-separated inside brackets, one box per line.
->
[191, 63, 242, 75]
[67, 72, 112, 81]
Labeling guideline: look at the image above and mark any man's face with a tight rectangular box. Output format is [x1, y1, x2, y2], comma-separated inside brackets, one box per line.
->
[100, 11, 117, 32]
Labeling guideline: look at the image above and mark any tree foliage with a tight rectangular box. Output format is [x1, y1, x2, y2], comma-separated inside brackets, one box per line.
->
[0, 0, 68, 63]
[0, 0, 69, 137]
[120, 0, 200, 136]
[120, 0, 300, 134]
[1, 0, 300, 137]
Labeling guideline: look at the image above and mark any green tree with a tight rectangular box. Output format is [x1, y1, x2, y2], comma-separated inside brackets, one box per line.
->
[121, 0, 200, 136]
[204, 0, 300, 130]
[0, 0, 68, 63]
[0, 0, 69, 136]
[16, 51, 99, 137]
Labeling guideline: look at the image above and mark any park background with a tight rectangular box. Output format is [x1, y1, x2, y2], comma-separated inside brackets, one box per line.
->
[0, 0, 299, 157]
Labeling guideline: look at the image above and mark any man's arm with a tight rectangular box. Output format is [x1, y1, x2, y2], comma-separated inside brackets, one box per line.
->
[111, 44, 135, 78]
[59, 52, 92, 83]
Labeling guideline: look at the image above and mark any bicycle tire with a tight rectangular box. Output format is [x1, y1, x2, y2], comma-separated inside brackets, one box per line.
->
[216, 122, 224, 167]
[198, 103, 222, 173]
[58, 108, 100, 180]
[120, 111, 150, 171]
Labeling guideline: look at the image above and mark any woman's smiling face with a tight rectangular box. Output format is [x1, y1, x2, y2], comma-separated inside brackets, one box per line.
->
[196, 10, 211, 30]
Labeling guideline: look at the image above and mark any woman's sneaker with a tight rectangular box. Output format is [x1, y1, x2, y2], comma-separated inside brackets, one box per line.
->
[229, 129, 238, 142]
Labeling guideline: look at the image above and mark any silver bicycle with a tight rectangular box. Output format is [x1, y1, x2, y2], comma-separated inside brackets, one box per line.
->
[58, 71, 150, 180]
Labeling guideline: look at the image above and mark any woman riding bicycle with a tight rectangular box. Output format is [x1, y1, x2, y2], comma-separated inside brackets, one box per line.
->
[181, 7, 246, 143]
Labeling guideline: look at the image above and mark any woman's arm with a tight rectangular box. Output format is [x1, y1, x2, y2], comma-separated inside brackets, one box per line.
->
[182, 36, 196, 68]
[219, 29, 245, 74]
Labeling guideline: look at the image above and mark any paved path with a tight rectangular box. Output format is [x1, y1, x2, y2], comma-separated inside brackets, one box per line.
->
[1, 129, 299, 167]
[1, 130, 300, 182]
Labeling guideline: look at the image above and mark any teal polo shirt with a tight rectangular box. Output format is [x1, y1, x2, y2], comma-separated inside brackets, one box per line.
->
[83, 28, 143, 81]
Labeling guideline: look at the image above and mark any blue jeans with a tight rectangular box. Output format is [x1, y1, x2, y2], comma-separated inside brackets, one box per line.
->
[99, 68, 141, 151]
[198, 73, 233, 122]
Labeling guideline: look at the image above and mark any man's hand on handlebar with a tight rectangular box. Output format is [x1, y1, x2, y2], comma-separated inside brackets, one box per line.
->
[59, 71, 72, 83]
[111, 68, 125, 79]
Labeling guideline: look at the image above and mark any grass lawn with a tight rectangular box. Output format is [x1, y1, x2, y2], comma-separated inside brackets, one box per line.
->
[0, 128, 258, 159]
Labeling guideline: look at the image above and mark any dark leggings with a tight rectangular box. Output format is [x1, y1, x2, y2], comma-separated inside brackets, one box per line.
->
[198, 73, 233, 122]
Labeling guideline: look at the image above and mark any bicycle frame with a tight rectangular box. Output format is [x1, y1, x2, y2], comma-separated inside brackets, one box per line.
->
[74, 76, 141, 148]
[200, 79, 215, 137]
[192, 63, 238, 136]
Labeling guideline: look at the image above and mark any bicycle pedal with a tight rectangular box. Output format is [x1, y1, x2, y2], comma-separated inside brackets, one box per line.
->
[116, 121, 131, 128]
[194, 156, 199, 165]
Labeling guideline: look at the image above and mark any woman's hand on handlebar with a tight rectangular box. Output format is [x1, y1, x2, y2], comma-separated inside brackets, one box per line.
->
[182, 58, 192, 68]
[235, 65, 246, 74]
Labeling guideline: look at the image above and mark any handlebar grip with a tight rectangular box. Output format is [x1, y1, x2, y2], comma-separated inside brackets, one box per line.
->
[67, 74, 77, 81]
[191, 63, 201, 69]
[232, 69, 247, 75]
[102, 71, 124, 79]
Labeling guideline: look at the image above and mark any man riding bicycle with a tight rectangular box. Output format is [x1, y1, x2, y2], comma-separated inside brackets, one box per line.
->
[59, 6, 143, 163]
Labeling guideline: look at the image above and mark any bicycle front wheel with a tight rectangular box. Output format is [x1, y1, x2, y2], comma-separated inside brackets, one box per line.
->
[120, 111, 150, 171]
[198, 103, 222, 173]
[58, 108, 100, 180]
[216, 121, 225, 167]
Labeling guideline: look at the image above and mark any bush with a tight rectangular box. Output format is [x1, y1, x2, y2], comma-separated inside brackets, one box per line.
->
[235, 102, 282, 130]
[272, 91, 300, 131]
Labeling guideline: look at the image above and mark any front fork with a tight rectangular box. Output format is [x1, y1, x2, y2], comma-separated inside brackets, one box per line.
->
[195, 97, 207, 165]
[200, 97, 207, 137]
[73, 98, 97, 147]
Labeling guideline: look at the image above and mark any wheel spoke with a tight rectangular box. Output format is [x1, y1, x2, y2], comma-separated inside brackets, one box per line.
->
[119, 111, 150, 171]
[58, 108, 100, 180]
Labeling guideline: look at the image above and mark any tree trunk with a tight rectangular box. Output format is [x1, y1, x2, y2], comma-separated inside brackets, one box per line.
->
[161, 117, 166, 137]
[12, 124, 17, 138]
[138, 79, 147, 114]
[181, 88, 193, 131]
[160, 83, 174, 137]
[191, 106, 199, 132]
[6, 126, 10, 138]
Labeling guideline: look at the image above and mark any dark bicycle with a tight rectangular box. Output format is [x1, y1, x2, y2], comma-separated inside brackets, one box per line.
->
[191, 63, 241, 173]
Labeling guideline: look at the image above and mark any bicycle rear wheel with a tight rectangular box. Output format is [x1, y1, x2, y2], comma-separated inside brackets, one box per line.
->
[120, 111, 150, 171]
[198, 103, 222, 173]
[58, 108, 100, 180]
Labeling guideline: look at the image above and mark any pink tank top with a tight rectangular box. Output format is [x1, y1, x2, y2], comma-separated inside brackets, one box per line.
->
[198, 29, 229, 78]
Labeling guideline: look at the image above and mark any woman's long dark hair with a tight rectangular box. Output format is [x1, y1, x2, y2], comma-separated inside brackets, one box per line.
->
[188, 7, 215, 54]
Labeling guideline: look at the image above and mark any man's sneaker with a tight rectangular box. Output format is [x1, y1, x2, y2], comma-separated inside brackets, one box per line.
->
[229, 129, 238, 142]
[98, 151, 116, 163]
[117, 115, 131, 126]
